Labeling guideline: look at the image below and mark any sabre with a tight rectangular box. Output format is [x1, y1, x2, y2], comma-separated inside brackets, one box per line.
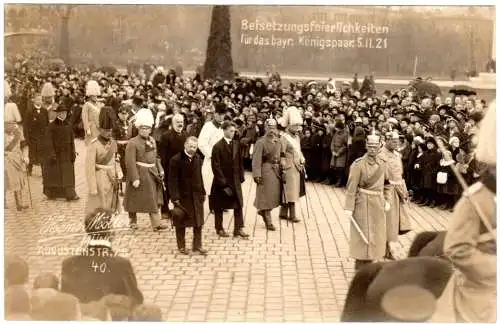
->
[348, 214, 369, 245]
[434, 136, 495, 239]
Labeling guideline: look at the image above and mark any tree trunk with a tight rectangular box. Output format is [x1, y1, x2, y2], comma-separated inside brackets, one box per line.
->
[203, 5, 234, 80]
[60, 15, 70, 64]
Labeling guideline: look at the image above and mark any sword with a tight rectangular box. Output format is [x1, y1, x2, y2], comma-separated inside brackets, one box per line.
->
[348, 214, 369, 245]
[434, 136, 495, 240]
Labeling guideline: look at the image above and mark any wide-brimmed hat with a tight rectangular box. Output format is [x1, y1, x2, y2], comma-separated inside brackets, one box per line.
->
[170, 204, 188, 222]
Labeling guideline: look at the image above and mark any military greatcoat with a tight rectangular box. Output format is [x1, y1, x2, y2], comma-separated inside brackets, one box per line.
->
[345, 155, 389, 260]
[252, 135, 282, 210]
[378, 146, 412, 242]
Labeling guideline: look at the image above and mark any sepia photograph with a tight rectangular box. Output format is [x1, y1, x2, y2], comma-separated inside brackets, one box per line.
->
[3, 3, 497, 322]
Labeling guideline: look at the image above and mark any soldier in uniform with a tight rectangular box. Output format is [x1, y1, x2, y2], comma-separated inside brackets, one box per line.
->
[113, 105, 132, 195]
[431, 100, 496, 323]
[82, 80, 102, 146]
[278, 106, 306, 223]
[123, 108, 168, 232]
[345, 131, 390, 270]
[85, 107, 123, 214]
[252, 119, 283, 231]
[378, 130, 412, 260]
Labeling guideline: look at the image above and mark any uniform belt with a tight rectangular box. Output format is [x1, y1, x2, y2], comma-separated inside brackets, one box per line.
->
[96, 164, 113, 170]
[117, 140, 129, 145]
[136, 162, 155, 168]
[359, 188, 383, 196]
[388, 180, 404, 185]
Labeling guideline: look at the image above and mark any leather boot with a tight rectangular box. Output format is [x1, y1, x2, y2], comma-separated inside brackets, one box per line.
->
[263, 211, 276, 231]
[279, 205, 288, 220]
[288, 203, 300, 223]
[385, 242, 395, 260]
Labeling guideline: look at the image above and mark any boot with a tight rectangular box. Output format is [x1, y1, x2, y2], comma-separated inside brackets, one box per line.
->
[14, 192, 28, 211]
[288, 203, 300, 223]
[279, 205, 288, 220]
[262, 210, 276, 231]
[384, 242, 395, 260]
[428, 200, 436, 208]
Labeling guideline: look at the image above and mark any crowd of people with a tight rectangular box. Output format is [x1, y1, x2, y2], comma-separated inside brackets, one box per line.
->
[4, 59, 495, 321]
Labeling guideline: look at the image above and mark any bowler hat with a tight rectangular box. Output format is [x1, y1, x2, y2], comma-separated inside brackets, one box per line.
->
[171, 205, 188, 222]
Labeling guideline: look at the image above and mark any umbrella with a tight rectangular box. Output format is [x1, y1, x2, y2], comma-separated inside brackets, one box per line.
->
[410, 80, 442, 99]
[449, 85, 477, 96]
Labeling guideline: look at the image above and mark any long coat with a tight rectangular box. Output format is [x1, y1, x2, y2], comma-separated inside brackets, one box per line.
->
[345, 155, 388, 260]
[330, 127, 348, 169]
[432, 179, 496, 322]
[85, 137, 122, 214]
[421, 148, 441, 190]
[42, 118, 76, 192]
[5, 128, 26, 192]
[81, 101, 101, 145]
[252, 135, 282, 210]
[23, 104, 49, 165]
[210, 138, 245, 210]
[123, 135, 164, 213]
[168, 151, 206, 228]
[158, 129, 188, 181]
[320, 132, 333, 174]
[378, 147, 412, 242]
[280, 132, 304, 203]
[61, 245, 143, 306]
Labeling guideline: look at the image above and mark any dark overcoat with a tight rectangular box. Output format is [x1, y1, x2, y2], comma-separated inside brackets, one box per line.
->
[42, 118, 76, 190]
[123, 135, 164, 213]
[209, 138, 245, 210]
[168, 151, 206, 227]
[421, 149, 441, 190]
[23, 104, 49, 164]
[61, 245, 143, 306]
[320, 132, 333, 173]
[158, 129, 188, 178]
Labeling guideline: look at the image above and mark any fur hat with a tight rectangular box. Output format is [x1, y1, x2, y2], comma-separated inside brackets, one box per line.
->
[281, 105, 303, 128]
[86, 80, 101, 97]
[134, 108, 154, 128]
[475, 100, 496, 165]
[41, 82, 55, 97]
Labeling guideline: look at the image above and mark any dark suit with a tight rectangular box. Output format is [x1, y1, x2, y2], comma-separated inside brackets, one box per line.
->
[60, 245, 143, 306]
[23, 104, 49, 172]
[168, 151, 206, 250]
[158, 129, 188, 214]
[210, 138, 245, 233]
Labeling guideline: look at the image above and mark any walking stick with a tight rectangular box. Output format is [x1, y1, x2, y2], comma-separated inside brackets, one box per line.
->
[434, 137, 495, 240]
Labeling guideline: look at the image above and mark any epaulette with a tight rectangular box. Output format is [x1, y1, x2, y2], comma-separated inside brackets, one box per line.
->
[463, 182, 483, 197]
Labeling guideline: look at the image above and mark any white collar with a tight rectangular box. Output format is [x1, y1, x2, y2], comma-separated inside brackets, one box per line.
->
[224, 137, 232, 144]
[34, 105, 41, 109]
[185, 151, 193, 159]
[88, 239, 111, 248]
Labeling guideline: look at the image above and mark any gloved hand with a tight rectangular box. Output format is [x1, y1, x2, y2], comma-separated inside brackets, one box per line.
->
[385, 202, 391, 212]
[345, 210, 353, 218]
[132, 180, 140, 188]
[223, 187, 233, 196]
[172, 200, 181, 206]
[254, 177, 263, 185]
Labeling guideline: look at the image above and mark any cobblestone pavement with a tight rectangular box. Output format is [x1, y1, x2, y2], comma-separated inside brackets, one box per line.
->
[5, 139, 449, 321]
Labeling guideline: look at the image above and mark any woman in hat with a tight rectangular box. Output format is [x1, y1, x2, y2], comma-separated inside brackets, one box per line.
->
[4, 117, 29, 210]
[82, 80, 102, 145]
[42, 103, 79, 201]
[85, 107, 123, 214]
[418, 136, 441, 207]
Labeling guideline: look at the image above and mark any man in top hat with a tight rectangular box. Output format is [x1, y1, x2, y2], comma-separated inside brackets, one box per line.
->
[82, 80, 103, 145]
[42, 102, 79, 201]
[198, 102, 226, 201]
[209, 121, 250, 238]
[378, 130, 412, 260]
[278, 106, 305, 223]
[252, 118, 284, 231]
[168, 137, 208, 255]
[23, 93, 49, 176]
[345, 130, 390, 271]
[85, 107, 123, 214]
[123, 108, 168, 232]
[431, 100, 496, 323]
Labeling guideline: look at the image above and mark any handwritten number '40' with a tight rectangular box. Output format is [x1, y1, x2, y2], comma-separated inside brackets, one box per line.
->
[91, 261, 107, 273]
